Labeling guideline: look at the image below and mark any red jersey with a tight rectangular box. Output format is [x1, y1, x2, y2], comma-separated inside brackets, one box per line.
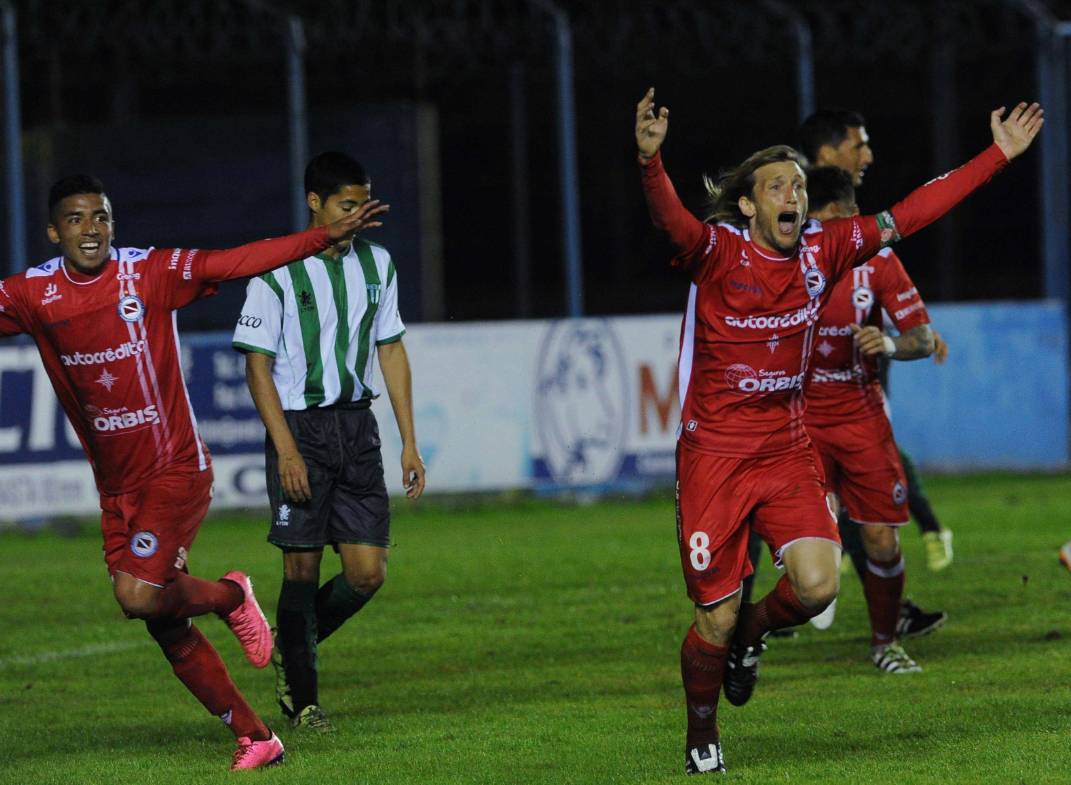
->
[805, 248, 929, 427]
[641, 143, 1007, 458]
[0, 228, 332, 495]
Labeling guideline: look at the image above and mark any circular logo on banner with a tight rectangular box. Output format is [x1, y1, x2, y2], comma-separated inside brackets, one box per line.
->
[892, 481, 907, 506]
[534, 320, 629, 485]
[804, 268, 826, 298]
[852, 287, 874, 310]
[130, 531, 159, 558]
[118, 295, 145, 323]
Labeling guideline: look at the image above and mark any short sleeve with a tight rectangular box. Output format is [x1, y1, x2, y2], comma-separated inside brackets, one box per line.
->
[232, 274, 284, 356]
[875, 249, 929, 332]
[374, 258, 405, 345]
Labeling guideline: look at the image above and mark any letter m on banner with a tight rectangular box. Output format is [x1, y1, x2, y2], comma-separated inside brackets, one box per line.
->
[639, 364, 679, 434]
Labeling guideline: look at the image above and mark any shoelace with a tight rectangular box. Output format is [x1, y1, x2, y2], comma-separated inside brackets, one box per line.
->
[232, 739, 255, 766]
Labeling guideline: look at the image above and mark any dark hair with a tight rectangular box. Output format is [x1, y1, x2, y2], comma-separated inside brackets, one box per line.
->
[304, 152, 369, 204]
[805, 166, 856, 214]
[703, 145, 807, 227]
[797, 108, 867, 163]
[48, 174, 105, 217]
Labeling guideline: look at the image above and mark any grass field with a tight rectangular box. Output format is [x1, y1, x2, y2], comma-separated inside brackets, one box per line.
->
[1, 473, 1069, 784]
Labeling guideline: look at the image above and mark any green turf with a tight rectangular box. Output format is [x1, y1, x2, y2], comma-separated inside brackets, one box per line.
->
[0, 474, 1069, 784]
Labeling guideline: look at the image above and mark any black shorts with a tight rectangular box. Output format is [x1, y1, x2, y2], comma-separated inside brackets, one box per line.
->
[266, 403, 390, 550]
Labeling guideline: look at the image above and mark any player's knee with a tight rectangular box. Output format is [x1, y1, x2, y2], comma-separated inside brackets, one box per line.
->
[283, 562, 321, 584]
[861, 524, 899, 562]
[793, 571, 839, 612]
[343, 565, 386, 596]
[113, 586, 158, 619]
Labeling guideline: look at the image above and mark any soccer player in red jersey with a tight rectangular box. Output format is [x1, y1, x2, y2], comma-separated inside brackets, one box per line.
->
[0, 175, 386, 770]
[635, 87, 1042, 774]
[803, 165, 935, 673]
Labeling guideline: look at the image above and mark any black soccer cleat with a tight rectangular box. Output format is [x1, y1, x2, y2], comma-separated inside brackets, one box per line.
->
[723, 637, 767, 707]
[270, 628, 296, 720]
[896, 598, 947, 639]
[685, 741, 726, 775]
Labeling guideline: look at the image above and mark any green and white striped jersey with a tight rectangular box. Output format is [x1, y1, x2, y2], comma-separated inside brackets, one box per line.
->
[232, 237, 406, 410]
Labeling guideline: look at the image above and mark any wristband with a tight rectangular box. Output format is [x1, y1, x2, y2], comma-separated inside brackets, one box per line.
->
[882, 336, 896, 356]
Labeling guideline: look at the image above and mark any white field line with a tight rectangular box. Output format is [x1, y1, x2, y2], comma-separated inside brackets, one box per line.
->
[0, 639, 152, 669]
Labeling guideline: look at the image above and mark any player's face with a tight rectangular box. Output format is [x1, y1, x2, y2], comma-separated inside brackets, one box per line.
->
[820, 126, 873, 187]
[309, 183, 372, 251]
[742, 161, 808, 256]
[47, 193, 114, 273]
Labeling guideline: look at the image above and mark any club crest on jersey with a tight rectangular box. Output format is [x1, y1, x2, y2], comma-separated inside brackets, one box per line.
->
[367, 283, 382, 305]
[804, 268, 826, 298]
[852, 287, 874, 310]
[130, 531, 159, 558]
[118, 294, 145, 322]
[893, 481, 907, 506]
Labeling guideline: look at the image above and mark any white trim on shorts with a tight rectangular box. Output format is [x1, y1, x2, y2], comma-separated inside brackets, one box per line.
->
[111, 569, 166, 589]
[695, 582, 743, 609]
[851, 518, 911, 527]
[775, 536, 842, 568]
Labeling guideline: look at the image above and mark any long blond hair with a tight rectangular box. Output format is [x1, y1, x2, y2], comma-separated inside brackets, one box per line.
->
[703, 145, 807, 227]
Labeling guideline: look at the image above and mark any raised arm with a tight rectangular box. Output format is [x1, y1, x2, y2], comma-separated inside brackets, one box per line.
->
[877, 103, 1043, 245]
[636, 88, 709, 262]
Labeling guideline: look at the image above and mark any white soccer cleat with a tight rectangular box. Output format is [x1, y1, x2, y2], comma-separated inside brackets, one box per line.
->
[685, 742, 726, 775]
[872, 642, 922, 674]
[1059, 540, 1071, 574]
[809, 597, 837, 630]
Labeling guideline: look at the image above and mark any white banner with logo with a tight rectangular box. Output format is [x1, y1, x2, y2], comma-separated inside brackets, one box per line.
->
[1, 304, 1065, 522]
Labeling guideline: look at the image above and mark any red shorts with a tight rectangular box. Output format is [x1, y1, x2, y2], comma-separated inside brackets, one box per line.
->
[807, 416, 909, 526]
[675, 441, 839, 606]
[100, 464, 214, 587]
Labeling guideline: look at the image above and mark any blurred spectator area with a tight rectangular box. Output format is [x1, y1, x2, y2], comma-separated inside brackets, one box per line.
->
[4, 0, 1066, 326]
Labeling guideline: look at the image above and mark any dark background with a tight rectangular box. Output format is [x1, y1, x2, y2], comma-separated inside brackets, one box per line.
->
[5, 0, 1068, 327]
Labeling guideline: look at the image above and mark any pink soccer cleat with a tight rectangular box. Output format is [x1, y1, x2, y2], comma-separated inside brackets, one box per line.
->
[231, 731, 285, 770]
[220, 570, 273, 668]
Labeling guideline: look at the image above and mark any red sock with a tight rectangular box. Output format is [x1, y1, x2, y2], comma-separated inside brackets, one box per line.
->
[680, 625, 729, 748]
[736, 575, 813, 646]
[157, 623, 270, 741]
[155, 573, 243, 620]
[863, 552, 905, 646]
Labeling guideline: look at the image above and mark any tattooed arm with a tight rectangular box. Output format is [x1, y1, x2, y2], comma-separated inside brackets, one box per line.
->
[851, 323, 935, 361]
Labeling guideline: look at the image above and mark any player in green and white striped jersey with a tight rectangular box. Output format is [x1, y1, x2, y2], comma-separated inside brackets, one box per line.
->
[233, 152, 425, 733]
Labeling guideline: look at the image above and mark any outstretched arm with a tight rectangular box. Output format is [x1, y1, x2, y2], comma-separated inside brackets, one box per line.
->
[877, 103, 1043, 245]
[199, 200, 390, 281]
[636, 88, 709, 264]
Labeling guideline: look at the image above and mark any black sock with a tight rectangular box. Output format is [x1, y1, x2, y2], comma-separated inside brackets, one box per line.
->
[316, 574, 376, 643]
[277, 579, 318, 712]
[837, 511, 868, 583]
[740, 532, 764, 605]
[899, 448, 941, 535]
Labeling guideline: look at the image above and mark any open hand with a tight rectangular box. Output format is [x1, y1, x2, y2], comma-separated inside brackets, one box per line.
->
[991, 102, 1043, 161]
[636, 87, 669, 161]
[326, 199, 390, 241]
